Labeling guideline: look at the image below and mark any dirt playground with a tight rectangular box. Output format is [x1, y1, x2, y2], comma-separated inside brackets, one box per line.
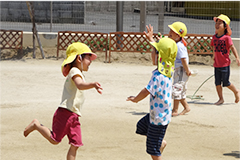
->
[1, 47, 240, 160]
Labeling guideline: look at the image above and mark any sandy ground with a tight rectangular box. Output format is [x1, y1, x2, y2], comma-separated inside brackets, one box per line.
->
[1, 50, 240, 160]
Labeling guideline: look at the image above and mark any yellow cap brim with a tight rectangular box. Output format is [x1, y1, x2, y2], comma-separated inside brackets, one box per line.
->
[168, 24, 179, 37]
[214, 17, 218, 22]
[84, 52, 97, 61]
[214, 16, 230, 25]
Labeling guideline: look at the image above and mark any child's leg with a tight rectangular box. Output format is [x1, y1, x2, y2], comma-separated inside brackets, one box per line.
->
[136, 114, 150, 136]
[172, 100, 180, 116]
[147, 124, 167, 160]
[179, 99, 191, 115]
[215, 85, 224, 105]
[151, 140, 166, 160]
[24, 119, 58, 145]
[160, 140, 167, 154]
[227, 83, 240, 103]
[151, 155, 162, 160]
[67, 145, 79, 160]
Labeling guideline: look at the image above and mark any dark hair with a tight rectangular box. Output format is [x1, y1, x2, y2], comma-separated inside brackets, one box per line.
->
[73, 54, 87, 62]
[80, 54, 87, 59]
[67, 54, 87, 68]
[223, 21, 227, 34]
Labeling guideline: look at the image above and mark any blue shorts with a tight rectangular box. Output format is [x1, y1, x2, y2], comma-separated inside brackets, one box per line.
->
[136, 113, 168, 156]
[214, 66, 231, 87]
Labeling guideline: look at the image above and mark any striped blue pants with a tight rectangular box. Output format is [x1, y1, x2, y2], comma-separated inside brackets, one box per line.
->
[136, 113, 168, 156]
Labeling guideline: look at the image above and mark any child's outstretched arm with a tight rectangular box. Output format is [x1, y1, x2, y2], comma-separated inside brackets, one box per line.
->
[73, 75, 103, 94]
[230, 44, 240, 66]
[127, 88, 149, 103]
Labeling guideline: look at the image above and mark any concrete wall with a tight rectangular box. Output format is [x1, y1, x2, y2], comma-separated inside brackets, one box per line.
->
[1, 1, 85, 24]
[23, 32, 240, 57]
[85, 1, 160, 12]
[23, 32, 58, 48]
[1, 1, 160, 23]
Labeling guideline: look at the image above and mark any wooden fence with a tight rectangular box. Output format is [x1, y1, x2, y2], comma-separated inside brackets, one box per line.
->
[0, 30, 23, 54]
[185, 34, 213, 55]
[108, 32, 165, 62]
[0, 30, 213, 62]
[57, 31, 108, 60]
[57, 31, 213, 63]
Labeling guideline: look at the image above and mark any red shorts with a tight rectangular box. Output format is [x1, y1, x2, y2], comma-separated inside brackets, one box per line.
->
[50, 107, 83, 147]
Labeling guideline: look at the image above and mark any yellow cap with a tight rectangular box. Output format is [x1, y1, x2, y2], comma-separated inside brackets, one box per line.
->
[214, 14, 230, 25]
[213, 14, 232, 36]
[61, 42, 97, 77]
[168, 21, 187, 37]
[150, 37, 178, 78]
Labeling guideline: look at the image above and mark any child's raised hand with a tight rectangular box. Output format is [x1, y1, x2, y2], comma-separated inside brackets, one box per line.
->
[94, 82, 103, 94]
[143, 24, 155, 42]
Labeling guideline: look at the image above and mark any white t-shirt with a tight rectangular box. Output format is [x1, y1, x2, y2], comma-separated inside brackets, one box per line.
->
[59, 67, 85, 116]
[145, 69, 172, 126]
[175, 41, 189, 69]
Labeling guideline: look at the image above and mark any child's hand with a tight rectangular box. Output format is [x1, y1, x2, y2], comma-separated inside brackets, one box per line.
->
[126, 96, 137, 103]
[94, 82, 103, 94]
[236, 58, 240, 66]
[186, 70, 191, 76]
[143, 24, 155, 42]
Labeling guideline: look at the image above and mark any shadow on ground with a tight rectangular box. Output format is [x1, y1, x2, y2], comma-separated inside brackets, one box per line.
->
[223, 151, 240, 158]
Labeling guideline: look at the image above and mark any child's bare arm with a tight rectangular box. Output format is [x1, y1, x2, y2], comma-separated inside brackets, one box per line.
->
[230, 44, 240, 66]
[181, 58, 191, 76]
[72, 75, 103, 94]
[127, 88, 150, 103]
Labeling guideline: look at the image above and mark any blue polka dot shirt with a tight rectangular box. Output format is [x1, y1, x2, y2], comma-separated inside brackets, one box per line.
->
[146, 69, 172, 125]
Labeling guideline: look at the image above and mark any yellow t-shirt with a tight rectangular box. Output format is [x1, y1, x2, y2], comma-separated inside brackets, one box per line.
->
[59, 67, 85, 116]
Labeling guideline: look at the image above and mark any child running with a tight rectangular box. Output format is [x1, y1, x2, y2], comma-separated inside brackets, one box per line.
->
[23, 42, 103, 160]
[127, 24, 177, 160]
[211, 14, 240, 105]
[167, 21, 191, 116]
